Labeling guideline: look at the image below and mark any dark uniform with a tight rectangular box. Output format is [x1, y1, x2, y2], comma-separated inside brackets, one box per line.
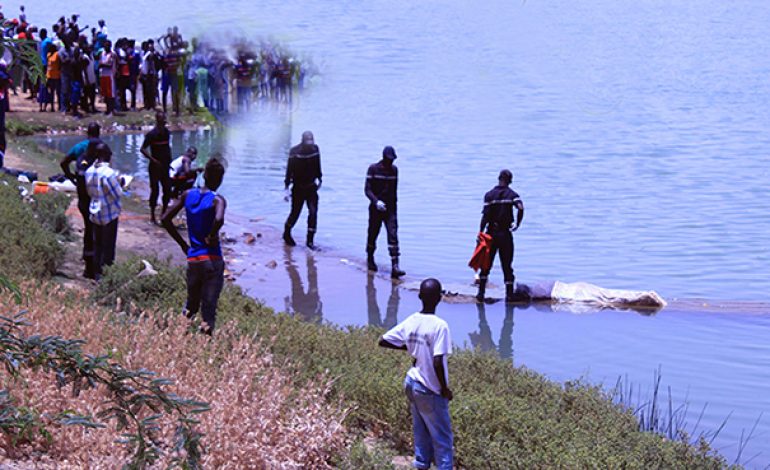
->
[62, 137, 102, 278]
[141, 126, 173, 217]
[284, 141, 322, 244]
[365, 160, 400, 259]
[479, 184, 522, 296]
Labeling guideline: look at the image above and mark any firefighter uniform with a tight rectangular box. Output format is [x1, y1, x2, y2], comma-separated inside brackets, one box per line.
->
[284, 133, 322, 248]
[365, 146, 405, 278]
[478, 184, 522, 300]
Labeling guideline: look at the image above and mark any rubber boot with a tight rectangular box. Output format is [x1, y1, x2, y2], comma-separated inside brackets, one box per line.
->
[505, 283, 516, 303]
[283, 226, 296, 246]
[476, 278, 487, 303]
[367, 253, 378, 272]
[391, 257, 406, 279]
[306, 231, 316, 250]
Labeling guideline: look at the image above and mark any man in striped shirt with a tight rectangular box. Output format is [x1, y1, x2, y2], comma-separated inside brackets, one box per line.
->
[477, 169, 525, 303]
[85, 142, 124, 280]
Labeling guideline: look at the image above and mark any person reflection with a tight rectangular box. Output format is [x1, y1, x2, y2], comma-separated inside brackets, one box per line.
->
[469, 303, 515, 360]
[284, 247, 322, 323]
[366, 273, 400, 329]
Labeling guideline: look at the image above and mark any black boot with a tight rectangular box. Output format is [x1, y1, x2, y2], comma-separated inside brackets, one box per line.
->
[367, 253, 378, 272]
[476, 278, 487, 303]
[83, 256, 96, 280]
[391, 257, 406, 279]
[306, 231, 317, 250]
[505, 283, 516, 303]
[283, 227, 296, 246]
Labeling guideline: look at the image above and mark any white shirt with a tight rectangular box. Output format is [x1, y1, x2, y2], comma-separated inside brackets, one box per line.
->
[382, 312, 452, 395]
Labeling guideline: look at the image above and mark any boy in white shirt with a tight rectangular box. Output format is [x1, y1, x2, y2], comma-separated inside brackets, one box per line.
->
[379, 278, 454, 470]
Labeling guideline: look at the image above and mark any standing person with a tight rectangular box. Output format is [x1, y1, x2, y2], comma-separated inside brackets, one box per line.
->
[283, 130, 322, 249]
[98, 40, 116, 115]
[58, 41, 74, 113]
[127, 40, 140, 111]
[60, 123, 102, 278]
[0, 61, 11, 166]
[379, 278, 454, 470]
[141, 111, 173, 224]
[161, 157, 227, 335]
[476, 169, 525, 303]
[36, 28, 51, 107]
[81, 44, 97, 113]
[140, 40, 157, 110]
[115, 39, 131, 112]
[84, 142, 124, 280]
[45, 43, 61, 113]
[161, 48, 181, 116]
[68, 46, 84, 118]
[365, 145, 405, 278]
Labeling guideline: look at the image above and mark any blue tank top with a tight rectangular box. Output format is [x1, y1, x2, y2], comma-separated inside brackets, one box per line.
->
[185, 188, 223, 259]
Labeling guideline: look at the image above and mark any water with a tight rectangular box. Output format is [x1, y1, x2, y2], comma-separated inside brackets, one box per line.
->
[26, 0, 770, 465]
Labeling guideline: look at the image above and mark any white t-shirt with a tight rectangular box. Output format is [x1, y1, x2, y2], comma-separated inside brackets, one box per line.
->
[382, 312, 452, 395]
[169, 156, 185, 178]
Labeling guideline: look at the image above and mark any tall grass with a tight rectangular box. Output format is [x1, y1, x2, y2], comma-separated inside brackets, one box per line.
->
[0, 283, 349, 468]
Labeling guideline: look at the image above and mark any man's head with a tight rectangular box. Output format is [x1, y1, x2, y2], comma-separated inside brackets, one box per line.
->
[204, 157, 225, 191]
[301, 131, 314, 146]
[498, 169, 513, 186]
[104, 40, 112, 53]
[87, 122, 100, 138]
[419, 278, 443, 312]
[94, 142, 112, 163]
[382, 145, 397, 167]
[40, 28, 47, 39]
[155, 111, 166, 128]
[98, 19, 105, 27]
[186, 146, 198, 160]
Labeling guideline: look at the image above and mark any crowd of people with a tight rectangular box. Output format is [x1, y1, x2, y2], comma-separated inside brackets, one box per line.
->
[1, 7, 315, 121]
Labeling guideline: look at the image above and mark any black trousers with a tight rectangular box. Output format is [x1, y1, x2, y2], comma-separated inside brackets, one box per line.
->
[75, 177, 95, 272]
[285, 187, 318, 233]
[149, 163, 172, 212]
[185, 258, 225, 332]
[93, 218, 119, 278]
[117, 75, 131, 111]
[367, 206, 399, 258]
[479, 230, 515, 286]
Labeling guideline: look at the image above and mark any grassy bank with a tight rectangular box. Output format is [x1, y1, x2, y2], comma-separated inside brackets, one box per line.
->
[0, 165, 734, 468]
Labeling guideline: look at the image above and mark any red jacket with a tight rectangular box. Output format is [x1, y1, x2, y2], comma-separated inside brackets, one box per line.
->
[468, 232, 493, 272]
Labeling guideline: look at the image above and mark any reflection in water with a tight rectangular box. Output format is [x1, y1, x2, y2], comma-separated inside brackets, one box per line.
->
[283, 247, 323, 323]
[366, 273, 400, 329]
[470, 304, 515, 361]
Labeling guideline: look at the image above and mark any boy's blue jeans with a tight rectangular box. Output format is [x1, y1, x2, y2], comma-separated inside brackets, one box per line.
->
[404, 376, 454, 470]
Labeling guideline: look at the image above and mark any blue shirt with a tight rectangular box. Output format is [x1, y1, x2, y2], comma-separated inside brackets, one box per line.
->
[185, 188, 222, 259]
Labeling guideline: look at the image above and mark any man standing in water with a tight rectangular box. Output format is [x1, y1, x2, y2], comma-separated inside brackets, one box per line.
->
[162, 157, 227, 335]
[379, 278, 454, 470]
[477, 169, 524, 303]
[60, 123, 102, 279]
[283, 130, 322, 250]
[365, 145, 405, 278]
[141, 111, 173, 224]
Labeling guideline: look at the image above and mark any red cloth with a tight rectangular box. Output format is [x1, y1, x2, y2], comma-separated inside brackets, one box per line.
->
[468, 232, 493, 272]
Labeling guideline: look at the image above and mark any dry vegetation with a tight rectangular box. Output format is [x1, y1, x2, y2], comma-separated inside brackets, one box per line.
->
[0, 283, 349, 468]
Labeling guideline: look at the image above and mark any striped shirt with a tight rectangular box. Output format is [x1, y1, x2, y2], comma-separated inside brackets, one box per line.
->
[85, 162, 123, 225]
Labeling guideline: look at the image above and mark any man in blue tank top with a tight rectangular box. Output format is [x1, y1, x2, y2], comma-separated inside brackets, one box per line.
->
[162, 157, 227, 335]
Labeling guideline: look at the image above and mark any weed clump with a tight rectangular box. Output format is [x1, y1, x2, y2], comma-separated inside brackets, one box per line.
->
[0, 184, 68, 280]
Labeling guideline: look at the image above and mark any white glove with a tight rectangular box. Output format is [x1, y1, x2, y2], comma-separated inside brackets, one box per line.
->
[376, 200, 387, 212]
[283, 189, 291, 202]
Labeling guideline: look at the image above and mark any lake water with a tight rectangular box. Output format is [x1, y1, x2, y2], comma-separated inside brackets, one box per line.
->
[27, 0, 770, 465]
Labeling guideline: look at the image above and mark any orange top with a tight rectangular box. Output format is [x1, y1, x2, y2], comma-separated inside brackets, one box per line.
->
[46, 51, 61, 80]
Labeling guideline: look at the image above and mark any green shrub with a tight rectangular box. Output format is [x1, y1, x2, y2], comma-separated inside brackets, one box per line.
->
[335, 439, 397, 470]
[95, 258, 732, 469]
[0, 184, 66, 280]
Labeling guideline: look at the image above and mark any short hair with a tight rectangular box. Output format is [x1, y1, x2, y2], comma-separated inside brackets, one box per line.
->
[205, 157, 225, 181]
[498, 169, 513, 184]
[94, 142, 112, 161]
[87, 122, 100, 138]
